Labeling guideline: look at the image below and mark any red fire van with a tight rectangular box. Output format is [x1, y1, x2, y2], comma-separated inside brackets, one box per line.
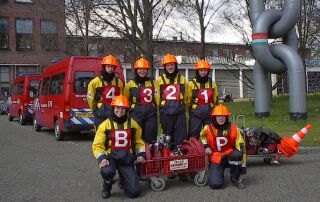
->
[33, 56, 124, 141]
[8, 75, 41, 125]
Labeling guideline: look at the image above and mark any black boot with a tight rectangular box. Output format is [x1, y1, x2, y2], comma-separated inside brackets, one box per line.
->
[101, 180, 113, 199]
[231, 178, 246, 189]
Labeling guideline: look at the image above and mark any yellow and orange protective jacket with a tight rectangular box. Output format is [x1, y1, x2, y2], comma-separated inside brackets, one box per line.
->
[155, 73, 188, 114]
[87, 76, 124, 110]
[200, 123, 247, 173]
[92, 117, 145, 163]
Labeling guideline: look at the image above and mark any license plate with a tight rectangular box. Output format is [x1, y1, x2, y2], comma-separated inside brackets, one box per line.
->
[75, 112, 94, 118]
[169, 159, 188, 171]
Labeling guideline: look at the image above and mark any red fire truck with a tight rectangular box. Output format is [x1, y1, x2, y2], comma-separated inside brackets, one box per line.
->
[8, 75, 41, 125]
[33, 56, 124, 141]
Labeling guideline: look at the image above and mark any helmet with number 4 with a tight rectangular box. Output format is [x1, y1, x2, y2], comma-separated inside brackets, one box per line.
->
[101, 55, 119, 67]
[111, 95, 130, 108]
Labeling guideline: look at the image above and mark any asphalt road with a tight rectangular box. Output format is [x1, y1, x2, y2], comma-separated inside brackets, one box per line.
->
[1, 115, 320, 202]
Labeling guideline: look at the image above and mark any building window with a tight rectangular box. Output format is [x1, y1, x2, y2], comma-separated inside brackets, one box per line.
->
[0, 0, 9, 3]
[211, 49, 219, 57]
[223, 49, 230, 58]
[16, 19, 33, 50]
[41, 20, 58, 51]
[0, 18, 9, 49]
[16, 0, 32, 3]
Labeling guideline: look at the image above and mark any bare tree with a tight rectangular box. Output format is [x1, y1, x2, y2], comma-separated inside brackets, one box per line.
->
[92, 0, 173, 76]
[297, 0, 320, 64]
[171, 0, 230, 59]
[65, 0, 111, 56]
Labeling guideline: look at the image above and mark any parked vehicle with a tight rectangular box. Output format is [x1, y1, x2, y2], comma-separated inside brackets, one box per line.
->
[33, 56, 124, 141]
[7, 75, 41, 124]
[0, 99, 8, 114]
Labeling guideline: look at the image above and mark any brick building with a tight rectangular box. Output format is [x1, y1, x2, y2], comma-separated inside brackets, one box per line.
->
[0, 0, 66, 96]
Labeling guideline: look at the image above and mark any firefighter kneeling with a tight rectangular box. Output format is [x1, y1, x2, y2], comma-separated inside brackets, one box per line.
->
[200, 104, 247, 189]
[92, 95, 145, 199]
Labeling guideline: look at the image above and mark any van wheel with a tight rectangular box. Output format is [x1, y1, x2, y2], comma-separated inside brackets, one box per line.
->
[8, 113, 13, 121]
[33, 118, 41, 132]
[19, 113, 26, 125]
[54, 120, 64, 141]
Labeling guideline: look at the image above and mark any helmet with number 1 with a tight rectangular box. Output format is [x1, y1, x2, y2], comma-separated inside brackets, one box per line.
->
[195, 59, 211, 70]
[111, 95, 130, 108]
[101, 55, 119, 67]
[162, 53, 177, 66]
[211, 104, 230, 118]
[134, 58, 150, 69]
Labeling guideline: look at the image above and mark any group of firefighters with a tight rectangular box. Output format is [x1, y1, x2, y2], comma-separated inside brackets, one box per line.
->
[88, 54, 247, 199]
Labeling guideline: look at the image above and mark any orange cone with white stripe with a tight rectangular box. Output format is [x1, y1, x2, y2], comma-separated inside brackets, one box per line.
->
[278, 124, 312, 158]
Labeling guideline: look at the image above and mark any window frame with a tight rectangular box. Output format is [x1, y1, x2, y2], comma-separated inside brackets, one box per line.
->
[40, 20, 58, 51]
[0, 17, 9, 50]
[49, 73, 65, 95]
[41, 77, 51, 96]
[73, 71, 95, 94]
[15, 0, 33, 4]
[16, 18, 33, 51]
[12, 81, 24, 96]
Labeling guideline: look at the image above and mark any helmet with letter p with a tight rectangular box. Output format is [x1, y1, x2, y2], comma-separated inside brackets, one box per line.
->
[211, 104, 230, 118]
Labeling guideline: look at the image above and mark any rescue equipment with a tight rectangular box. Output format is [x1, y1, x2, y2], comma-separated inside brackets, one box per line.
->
[137, 135, 208, 191]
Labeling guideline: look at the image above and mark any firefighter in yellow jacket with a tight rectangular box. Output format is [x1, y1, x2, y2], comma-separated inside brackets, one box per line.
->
[92, 95, 145, 199]
[124, 58, 157, 144]
[200, 104, 247, 189]
[187, 59, 218, 139]
[87, 55, 124, 127]
[155, 53, 188, 148]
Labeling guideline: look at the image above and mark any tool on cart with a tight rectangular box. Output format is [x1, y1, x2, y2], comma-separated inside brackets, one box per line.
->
[137, 137, 208, 191]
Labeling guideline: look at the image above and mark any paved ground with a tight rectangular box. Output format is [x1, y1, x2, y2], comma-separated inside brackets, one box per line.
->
[1, 115, 320, 202]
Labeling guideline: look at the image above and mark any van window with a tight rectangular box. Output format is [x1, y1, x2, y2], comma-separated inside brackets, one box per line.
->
[29, 80, 40, 98]
[12, 81, 24, 95]
[74, 71, 94, 93]
[41, 77, 51, 95]
[49, 73, 65, 95]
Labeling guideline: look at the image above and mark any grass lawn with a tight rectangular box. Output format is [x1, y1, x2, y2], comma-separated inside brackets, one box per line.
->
[224, 94, 320, 147]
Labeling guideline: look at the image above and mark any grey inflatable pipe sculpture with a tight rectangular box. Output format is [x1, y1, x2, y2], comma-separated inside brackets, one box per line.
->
[249, 0, 307, 120]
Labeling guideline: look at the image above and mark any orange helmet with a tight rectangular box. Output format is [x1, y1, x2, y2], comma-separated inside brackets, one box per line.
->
[101, 55, 118, 67]
[134, 58, 150, 69]
[111, 95, 130, 108]
[162, 53, 177, 66]
[196, 59, 211, 70]
[211, 104, 230, 117]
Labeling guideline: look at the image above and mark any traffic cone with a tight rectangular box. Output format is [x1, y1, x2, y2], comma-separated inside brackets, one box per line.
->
[278, 124, 312, 158]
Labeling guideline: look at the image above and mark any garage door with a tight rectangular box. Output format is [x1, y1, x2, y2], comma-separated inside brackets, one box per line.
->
[215, 69, 240, 98]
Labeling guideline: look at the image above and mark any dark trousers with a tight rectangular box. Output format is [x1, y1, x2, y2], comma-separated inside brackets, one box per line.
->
[160, 112, 188, 147]
[208, 150, 243, 189]
[130, 110, 157, 144]
[188, 113, 212, 139]
[100, 158, 141, 198]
